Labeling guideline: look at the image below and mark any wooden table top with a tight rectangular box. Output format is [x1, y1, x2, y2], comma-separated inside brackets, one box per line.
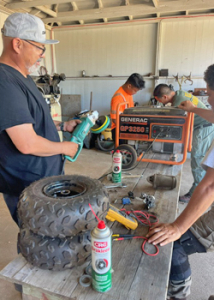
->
[0, 154, 182, 300]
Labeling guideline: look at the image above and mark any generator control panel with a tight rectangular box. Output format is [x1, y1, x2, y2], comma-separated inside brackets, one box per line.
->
[151, 125, 182, 140]
[119, 106, 187, 143]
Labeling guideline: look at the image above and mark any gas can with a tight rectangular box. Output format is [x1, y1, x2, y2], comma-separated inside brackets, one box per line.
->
[91, 220, 112, 293]
[112, 150, 122, 183]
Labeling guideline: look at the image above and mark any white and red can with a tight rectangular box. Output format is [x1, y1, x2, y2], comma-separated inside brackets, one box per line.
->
[91, 220, 112, 292]
[112, 150, 122, 183]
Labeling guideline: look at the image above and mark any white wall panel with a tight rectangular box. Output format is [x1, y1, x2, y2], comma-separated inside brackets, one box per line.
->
[0, 12, 9, 55]
[55, 24, 156, 76]
[1, 12, 212, 115]
[54, 23, 157, 114]
[59, 78, 154, 116]
[159, 17, 214, 90]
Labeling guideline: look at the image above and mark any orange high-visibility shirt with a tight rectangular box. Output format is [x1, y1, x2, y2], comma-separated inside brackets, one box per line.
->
[110, 86, 134, 129]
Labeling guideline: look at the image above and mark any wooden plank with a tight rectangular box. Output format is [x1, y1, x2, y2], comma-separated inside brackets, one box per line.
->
[41, 1, 214, 24]
[0, 255, 28, 282]
[71, 2, 84, 25]
[152, 0, 159, 8]
[23, 285, 71, 300]
[5, 0, 84, 9]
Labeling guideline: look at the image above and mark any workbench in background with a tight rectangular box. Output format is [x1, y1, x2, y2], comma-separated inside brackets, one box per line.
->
[0, 154, 182, 300]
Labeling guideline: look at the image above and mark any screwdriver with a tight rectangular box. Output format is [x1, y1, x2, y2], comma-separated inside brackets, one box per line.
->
[112, 234, 136, 238]
[112, 234, 141, 241]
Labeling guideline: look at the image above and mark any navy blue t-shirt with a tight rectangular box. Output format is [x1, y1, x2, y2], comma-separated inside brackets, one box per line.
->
[0, 63, 63, 196]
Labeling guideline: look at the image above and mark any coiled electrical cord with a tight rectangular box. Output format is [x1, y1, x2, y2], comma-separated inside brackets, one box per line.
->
[120, 208, 159, 227]
[113, 235, 159, 256]
[117, 209, 159, 256]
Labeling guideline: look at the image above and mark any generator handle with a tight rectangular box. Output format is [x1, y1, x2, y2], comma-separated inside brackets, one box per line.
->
[115, 101, 130, 148]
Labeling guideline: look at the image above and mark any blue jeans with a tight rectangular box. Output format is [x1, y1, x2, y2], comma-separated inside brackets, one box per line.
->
[168, 229, 206, 298]
[170, 229, 206, 281]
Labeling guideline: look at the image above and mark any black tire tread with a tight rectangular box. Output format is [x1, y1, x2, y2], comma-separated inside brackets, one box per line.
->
[18, 228, 91, 271]
[18, 175, 109, 238]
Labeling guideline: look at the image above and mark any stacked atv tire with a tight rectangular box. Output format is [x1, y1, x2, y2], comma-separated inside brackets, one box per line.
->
[17, 175, 109, 271]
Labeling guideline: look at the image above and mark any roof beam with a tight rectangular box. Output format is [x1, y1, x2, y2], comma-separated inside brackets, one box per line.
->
[3, 0, 56, 17]
[52, 4, 62, 26]
[125, 0, 133, 21]
[71, 2, 84, 24]
[29, 8, 41, 15]
[36, 6, 57, 17]
[5, 0, 83, 9]
[98, 0, 107, 23]
[41, 1, 214, 24]
[152, 0, 159, 8]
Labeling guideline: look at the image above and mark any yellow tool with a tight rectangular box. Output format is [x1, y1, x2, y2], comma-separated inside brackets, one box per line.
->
[106, 204, 138, 230]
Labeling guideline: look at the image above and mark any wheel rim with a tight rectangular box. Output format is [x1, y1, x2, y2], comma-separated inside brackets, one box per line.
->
[43, 180, 86, 198]
[120, 149, 133, 166]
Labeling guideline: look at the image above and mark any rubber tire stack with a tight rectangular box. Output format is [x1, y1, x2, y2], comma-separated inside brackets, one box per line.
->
[17, 174, 110, 271]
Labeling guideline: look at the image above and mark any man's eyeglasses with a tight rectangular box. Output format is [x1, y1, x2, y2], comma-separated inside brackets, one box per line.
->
[23, 40, 46, 55]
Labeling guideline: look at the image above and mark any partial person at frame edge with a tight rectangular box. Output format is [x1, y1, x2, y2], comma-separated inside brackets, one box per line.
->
[147, 64, 214, 300]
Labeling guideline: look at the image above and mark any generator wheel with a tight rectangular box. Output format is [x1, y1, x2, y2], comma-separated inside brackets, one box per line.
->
[115, 144, 137, 170]
[18, 228, 91, 271]
[18, 175, 109, 238]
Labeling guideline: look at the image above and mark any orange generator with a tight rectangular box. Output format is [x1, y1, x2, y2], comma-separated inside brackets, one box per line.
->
[115, 104, 194, 169]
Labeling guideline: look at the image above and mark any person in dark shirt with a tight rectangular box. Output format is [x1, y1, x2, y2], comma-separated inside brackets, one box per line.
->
[0, 13, 80, 225]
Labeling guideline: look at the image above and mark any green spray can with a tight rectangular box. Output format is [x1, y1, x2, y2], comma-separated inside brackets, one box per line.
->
[112, 150, 122, 183]
[91, 220, 112, 292]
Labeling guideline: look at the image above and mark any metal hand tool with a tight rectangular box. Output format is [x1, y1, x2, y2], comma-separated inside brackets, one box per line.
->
[105, 183, 127, 189]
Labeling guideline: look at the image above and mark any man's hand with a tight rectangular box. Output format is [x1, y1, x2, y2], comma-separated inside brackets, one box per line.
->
[146, 222, 182, 246]
[64, 119, 81, 132]
[178, 100, 196, 112]
[62, 141, 79, 157]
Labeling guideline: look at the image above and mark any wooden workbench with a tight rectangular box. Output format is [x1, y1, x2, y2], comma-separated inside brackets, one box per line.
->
[0, 154, 182, 300]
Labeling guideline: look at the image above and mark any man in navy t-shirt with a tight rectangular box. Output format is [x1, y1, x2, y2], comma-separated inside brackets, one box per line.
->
[0, 13, 80, 225]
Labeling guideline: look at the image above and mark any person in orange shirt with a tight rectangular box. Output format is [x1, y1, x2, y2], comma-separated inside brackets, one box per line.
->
[110, 73, 145, 141]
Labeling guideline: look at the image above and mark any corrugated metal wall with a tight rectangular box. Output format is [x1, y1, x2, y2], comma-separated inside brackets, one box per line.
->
[1, 12, 214, 115]
[156, 17, 214, 91]
[54, 17, 214, 114]
[160, 18, 214, 76]
[54, 23, 157, 114]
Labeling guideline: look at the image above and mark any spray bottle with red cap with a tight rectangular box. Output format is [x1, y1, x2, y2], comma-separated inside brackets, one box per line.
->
[112, 150, 122, 183]
[89, 204, 112, 293]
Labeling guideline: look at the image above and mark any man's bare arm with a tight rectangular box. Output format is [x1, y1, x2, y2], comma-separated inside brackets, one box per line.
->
[179, 100, 214, 123]
[146, 167, 214, 246]
[6, 124, 78, 157]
